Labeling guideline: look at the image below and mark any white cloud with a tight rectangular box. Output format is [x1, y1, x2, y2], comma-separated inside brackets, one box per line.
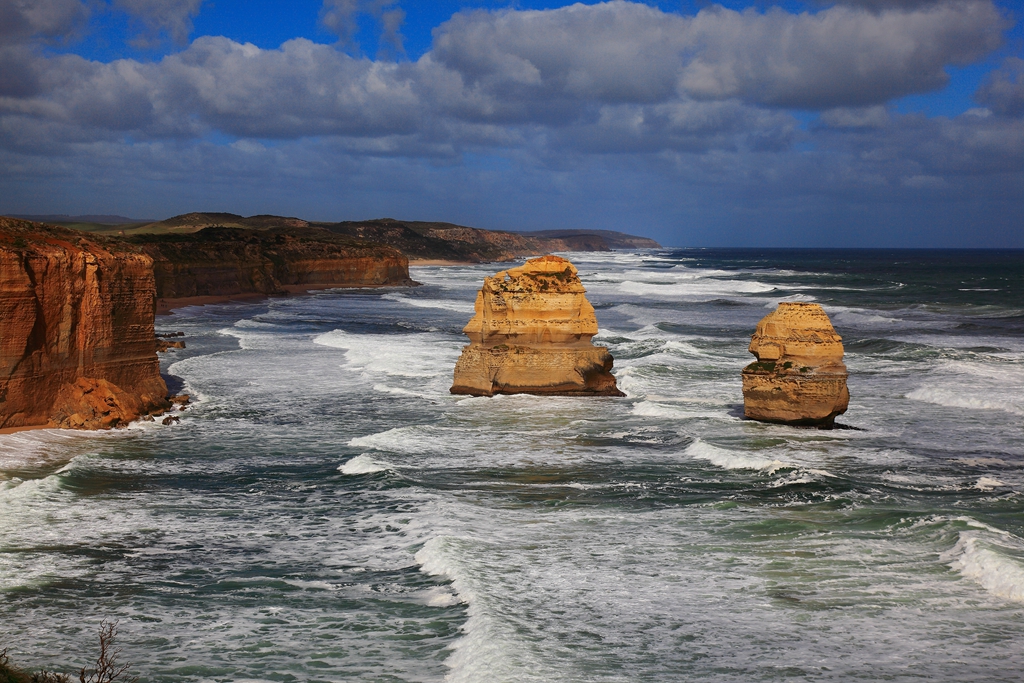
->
[976, 57, 1024, 118]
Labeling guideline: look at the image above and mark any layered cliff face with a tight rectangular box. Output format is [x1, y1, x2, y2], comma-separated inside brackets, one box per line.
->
[128, 227, 411, 300]
[451, 255, 623, 396]
[741, 302, 849, 427]
[0, 218, 169, 430]
[318, 219, 662, 262]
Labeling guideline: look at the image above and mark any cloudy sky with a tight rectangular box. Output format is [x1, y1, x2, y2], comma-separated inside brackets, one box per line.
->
[1, 0, 1021, 246]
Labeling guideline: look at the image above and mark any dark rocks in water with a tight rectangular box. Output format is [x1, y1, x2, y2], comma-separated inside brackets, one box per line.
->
[156, 338, 186, 352]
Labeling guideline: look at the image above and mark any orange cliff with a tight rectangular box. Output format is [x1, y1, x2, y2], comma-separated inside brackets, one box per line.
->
[0, 218, 169, 430]
[741, 302, 849, 427]
[450, 255, 624, 396]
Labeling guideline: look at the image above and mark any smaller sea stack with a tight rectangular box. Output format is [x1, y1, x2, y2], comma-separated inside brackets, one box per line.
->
[450, 255, 623, 397]
[741, 302, 849, 427]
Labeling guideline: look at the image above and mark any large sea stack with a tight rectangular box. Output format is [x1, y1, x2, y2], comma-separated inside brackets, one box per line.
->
[450, 255, 623, 396]
[741, 302, 849, 427]
[0, 218, 169, 430]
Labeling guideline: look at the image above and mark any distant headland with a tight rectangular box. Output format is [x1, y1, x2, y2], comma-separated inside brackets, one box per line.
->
[9, 212, 661, 262]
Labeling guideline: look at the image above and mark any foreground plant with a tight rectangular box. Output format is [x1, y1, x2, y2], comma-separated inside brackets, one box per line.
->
[0, 622, 137, 683]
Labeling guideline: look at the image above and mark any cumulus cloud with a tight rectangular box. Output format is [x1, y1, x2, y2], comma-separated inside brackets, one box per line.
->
[0, 0, 88, 41]
[113, 0, 204, 45]
[811, 0, 957, 9]
[976, 57, 1024, 117]
[676, 1, 1005, 108]
[0, 0, 1009, 144]
[0, 0, 202, 47]
[0, 0, 1020, 246]
[321, 0, 405, 56]
[420, 0, 1006, 117]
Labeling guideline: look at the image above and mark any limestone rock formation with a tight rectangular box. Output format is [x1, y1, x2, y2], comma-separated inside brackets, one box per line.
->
[451, 255, 623, 396]
[128, 227, 412, 301]
[741, 302, 849, 426]
[0, 218, 169, 430]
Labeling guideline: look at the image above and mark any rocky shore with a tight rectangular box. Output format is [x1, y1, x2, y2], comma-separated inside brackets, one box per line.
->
[0, 218, 416, 430]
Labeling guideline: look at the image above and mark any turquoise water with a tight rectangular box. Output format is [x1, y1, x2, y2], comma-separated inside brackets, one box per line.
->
[2, 249, 1023, 681]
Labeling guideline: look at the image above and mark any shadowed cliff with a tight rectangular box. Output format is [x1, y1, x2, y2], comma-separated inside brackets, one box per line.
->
[125, 226, 413, 299]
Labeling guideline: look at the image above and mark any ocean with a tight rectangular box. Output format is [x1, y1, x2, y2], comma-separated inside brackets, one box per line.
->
[2, 248, 1023, 682]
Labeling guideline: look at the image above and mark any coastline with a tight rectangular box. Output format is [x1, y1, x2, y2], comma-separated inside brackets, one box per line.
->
[156, 282, 415, 315]
[409, 259, 473, 266]
[0, 424, 49, 435]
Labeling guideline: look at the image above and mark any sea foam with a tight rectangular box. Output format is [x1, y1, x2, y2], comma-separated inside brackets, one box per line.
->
[685, 439, 791, 472]
[313, 329, 459, 379]
[415, 536, 516, 683]
[338, 454, 392, 475]
[382, 292, 475, 313]
[949, 532, 1024, 603]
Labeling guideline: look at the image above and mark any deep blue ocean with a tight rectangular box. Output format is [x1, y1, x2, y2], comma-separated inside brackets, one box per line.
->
[2, 249, 1023, 682]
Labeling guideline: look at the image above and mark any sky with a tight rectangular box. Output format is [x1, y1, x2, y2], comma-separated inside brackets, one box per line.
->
[0, 0, 1022, 247]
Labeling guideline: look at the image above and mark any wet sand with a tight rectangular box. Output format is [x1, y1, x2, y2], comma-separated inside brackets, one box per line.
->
[0, 424, 48, 435]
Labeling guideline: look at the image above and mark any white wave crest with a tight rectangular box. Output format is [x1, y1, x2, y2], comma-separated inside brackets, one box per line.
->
[763, 293, 817, 308]
[826, 306, 902, 327]
[313, 329, 460, 378]
[619, 278, 774, 299]
[685, 439, 790, 472]
[632, 401, 726, 420]
[348, 426, 436, 454]
[338, 454, 391, 475]
[949, 532, 1024, 603]
[382, 293, 475, 313]
[907, 386, 1024, 416]
[975, 477, 1005, 491]
[416, 537, 502, 683]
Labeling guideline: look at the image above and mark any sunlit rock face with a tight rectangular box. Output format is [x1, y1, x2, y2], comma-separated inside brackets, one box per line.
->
[451, 255, 623, 396]
[741, 302, 849, 427]
[0, 218, 169, 430]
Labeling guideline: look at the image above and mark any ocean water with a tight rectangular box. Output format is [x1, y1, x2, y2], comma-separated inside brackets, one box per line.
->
[2, 248, 1023, 682]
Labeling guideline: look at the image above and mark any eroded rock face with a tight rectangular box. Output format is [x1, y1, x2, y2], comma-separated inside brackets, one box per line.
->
[130, 227, 412, 300]
[741, 302, 849, 426]
[0, 218, 169, 430]
[451, 255, 623, 396]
